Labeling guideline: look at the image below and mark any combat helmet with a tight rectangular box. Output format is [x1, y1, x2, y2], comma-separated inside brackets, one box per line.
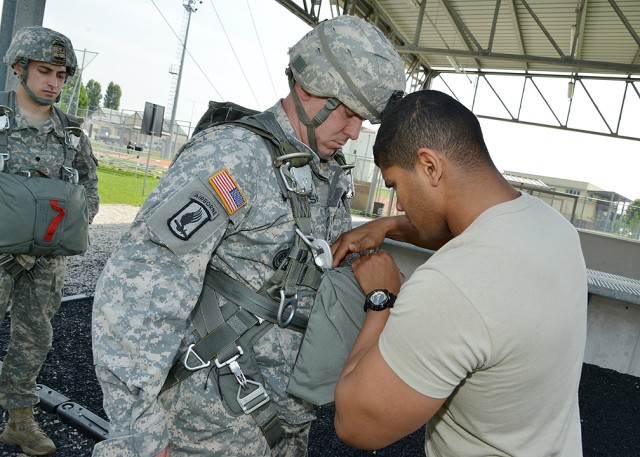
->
[3, 26, 77, 105]
[286, 15, 405, 154]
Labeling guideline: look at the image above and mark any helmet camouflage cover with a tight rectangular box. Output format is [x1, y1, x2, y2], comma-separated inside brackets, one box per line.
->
[288, 15, 405, 124]
[3, 26, 77, 76]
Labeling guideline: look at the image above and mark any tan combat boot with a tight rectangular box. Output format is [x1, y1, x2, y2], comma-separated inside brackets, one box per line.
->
[0, 406, 56, 455]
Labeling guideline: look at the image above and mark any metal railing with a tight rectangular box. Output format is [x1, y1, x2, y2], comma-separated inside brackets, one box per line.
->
[93, 146, 167, 179]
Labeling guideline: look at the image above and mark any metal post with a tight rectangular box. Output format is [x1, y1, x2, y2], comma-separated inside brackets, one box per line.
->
[0, 0, 46, 92]
[166, 0, 198, 159]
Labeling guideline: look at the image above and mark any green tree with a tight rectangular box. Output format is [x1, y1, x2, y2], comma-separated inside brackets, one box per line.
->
[103, 82, 122, 110]
[627, 199, 640, 220]
[627, 199, 640, 236]
[78, 83, 89, 117]
[86, 79, 102, 115]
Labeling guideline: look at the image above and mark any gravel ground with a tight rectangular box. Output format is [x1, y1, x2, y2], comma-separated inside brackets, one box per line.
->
[1, 205, 639, 456]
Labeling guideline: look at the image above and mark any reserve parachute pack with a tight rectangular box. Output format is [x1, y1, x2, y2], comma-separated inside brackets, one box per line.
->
[0, 91, 90, 257]
[164, 101, 363, 448]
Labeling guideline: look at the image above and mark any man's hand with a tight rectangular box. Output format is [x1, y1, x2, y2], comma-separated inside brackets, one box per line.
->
[332, 218, 392, 267]
[352, 250, 402, 295]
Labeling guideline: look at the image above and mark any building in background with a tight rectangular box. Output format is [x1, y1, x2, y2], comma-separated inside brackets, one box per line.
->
[504, 171, 636, 237]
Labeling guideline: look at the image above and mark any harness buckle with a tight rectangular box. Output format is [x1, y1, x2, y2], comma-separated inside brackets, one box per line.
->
[294, 228, 333, 271]
[341, 163, 356, 199]
[214, 346, 247, 387]
[63, 126, 82, 149]
[0, 254, 14, 267]
[279, 162, 313, 196]
[183, 344, 211, 371]
[0, 254, 27, 277]
[0, 105, 12, 131]
[277, 290, 297, 328]
[237, 380, 270, 414]
[60, 166, 79, 184]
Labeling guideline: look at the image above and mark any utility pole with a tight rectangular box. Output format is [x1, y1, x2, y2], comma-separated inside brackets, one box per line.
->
[165, 0, 200, 159]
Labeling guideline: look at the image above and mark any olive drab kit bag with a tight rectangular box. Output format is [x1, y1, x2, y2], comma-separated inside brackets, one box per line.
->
[0, 91, 90, 257]
[163, 101, 365, 448]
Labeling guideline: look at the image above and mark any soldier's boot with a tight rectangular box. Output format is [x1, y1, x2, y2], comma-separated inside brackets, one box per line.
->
[0, 406, 56, 455]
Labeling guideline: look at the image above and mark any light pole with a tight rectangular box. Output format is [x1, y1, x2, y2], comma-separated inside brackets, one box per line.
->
[166, 0, 200, 158]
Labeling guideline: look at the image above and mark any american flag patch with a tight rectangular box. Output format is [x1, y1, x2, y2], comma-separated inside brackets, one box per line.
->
[209, 169, 246, 214]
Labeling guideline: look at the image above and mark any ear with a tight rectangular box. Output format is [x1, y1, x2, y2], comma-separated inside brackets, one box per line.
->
[13, 62, 23, 76]
[416, 148, 444, 186]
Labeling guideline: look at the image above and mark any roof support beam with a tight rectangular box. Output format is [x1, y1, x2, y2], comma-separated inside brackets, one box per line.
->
[518, 0, 566, 58]
[273, 0, 320, 26]
[607, 0, 640, 49]
[413, 0, 427, 47]
[397, 46, 640, 74]
[570, 0, 588, 59]
[487, 0, 502, 52]
[439, 0, 483, 68]
[505, 0, 528, 71]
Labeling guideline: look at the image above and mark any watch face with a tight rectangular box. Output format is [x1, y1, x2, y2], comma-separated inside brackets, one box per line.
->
[365, 289, 395, 311]
[370, 290, 389, 306]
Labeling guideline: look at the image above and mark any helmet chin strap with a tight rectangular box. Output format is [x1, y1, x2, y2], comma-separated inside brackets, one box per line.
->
[18, 60, 58, 106]
[287, 71, 340, 155]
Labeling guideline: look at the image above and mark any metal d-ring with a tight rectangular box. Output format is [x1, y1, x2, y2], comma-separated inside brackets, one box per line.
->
[277, 289, 296, 328]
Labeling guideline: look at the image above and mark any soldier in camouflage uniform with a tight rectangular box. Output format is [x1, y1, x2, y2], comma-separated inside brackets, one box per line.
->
[91, 16, 403, 457]
[0, 26, 99, 455]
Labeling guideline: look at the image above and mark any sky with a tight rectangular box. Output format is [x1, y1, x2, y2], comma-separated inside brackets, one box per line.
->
[3, 0, 639, 200]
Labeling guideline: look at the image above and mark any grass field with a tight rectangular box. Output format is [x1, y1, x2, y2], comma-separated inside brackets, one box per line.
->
[97, 167, 160, 206]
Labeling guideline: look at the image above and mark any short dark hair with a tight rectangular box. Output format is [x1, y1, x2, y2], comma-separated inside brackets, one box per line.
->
[373, 90, 495, 172]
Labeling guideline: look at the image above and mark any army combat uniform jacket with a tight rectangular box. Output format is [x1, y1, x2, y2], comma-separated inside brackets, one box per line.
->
[92, 101, 353, 456]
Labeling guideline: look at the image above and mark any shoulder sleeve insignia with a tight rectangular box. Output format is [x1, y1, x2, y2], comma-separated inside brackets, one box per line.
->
[208, 169, 247, 215]
[167, 192, 219, 240]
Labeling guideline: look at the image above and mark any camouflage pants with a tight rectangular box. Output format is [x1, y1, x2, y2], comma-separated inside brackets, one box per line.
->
[159, 325, 315, 457]
[0, 256, 65, 409]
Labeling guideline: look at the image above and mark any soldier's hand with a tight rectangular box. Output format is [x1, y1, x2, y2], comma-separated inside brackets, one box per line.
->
[332, 218, 390, 267]
[351, 250, 402, 295]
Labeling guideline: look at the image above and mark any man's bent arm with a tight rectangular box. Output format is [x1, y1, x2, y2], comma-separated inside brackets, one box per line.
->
[334, 251, 446, 449]
[334, 316, 445, 450]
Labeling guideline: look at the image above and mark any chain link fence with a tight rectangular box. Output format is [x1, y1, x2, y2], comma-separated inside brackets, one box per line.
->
[344, 153, 640, 240]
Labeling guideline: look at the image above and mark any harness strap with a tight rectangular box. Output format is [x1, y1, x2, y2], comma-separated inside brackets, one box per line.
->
[0, 254, 49, 279]
[237, 114, 326, 299]
[207, 269, 308, 333]
[0, 92, 15, 171]
[0, 92, 81, 174]
[164, 268, 309, 390]
[164, 111, 335, 448]
[162, 267, 286, 448]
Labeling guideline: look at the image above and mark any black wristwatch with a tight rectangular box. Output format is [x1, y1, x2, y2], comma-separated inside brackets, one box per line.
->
[364, 289, 397, 312]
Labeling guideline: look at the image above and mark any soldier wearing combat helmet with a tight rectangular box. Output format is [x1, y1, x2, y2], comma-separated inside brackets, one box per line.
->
[0, 26, 98, 455]
[91, 15, 403, 457]
[3, 26, 78, 105]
